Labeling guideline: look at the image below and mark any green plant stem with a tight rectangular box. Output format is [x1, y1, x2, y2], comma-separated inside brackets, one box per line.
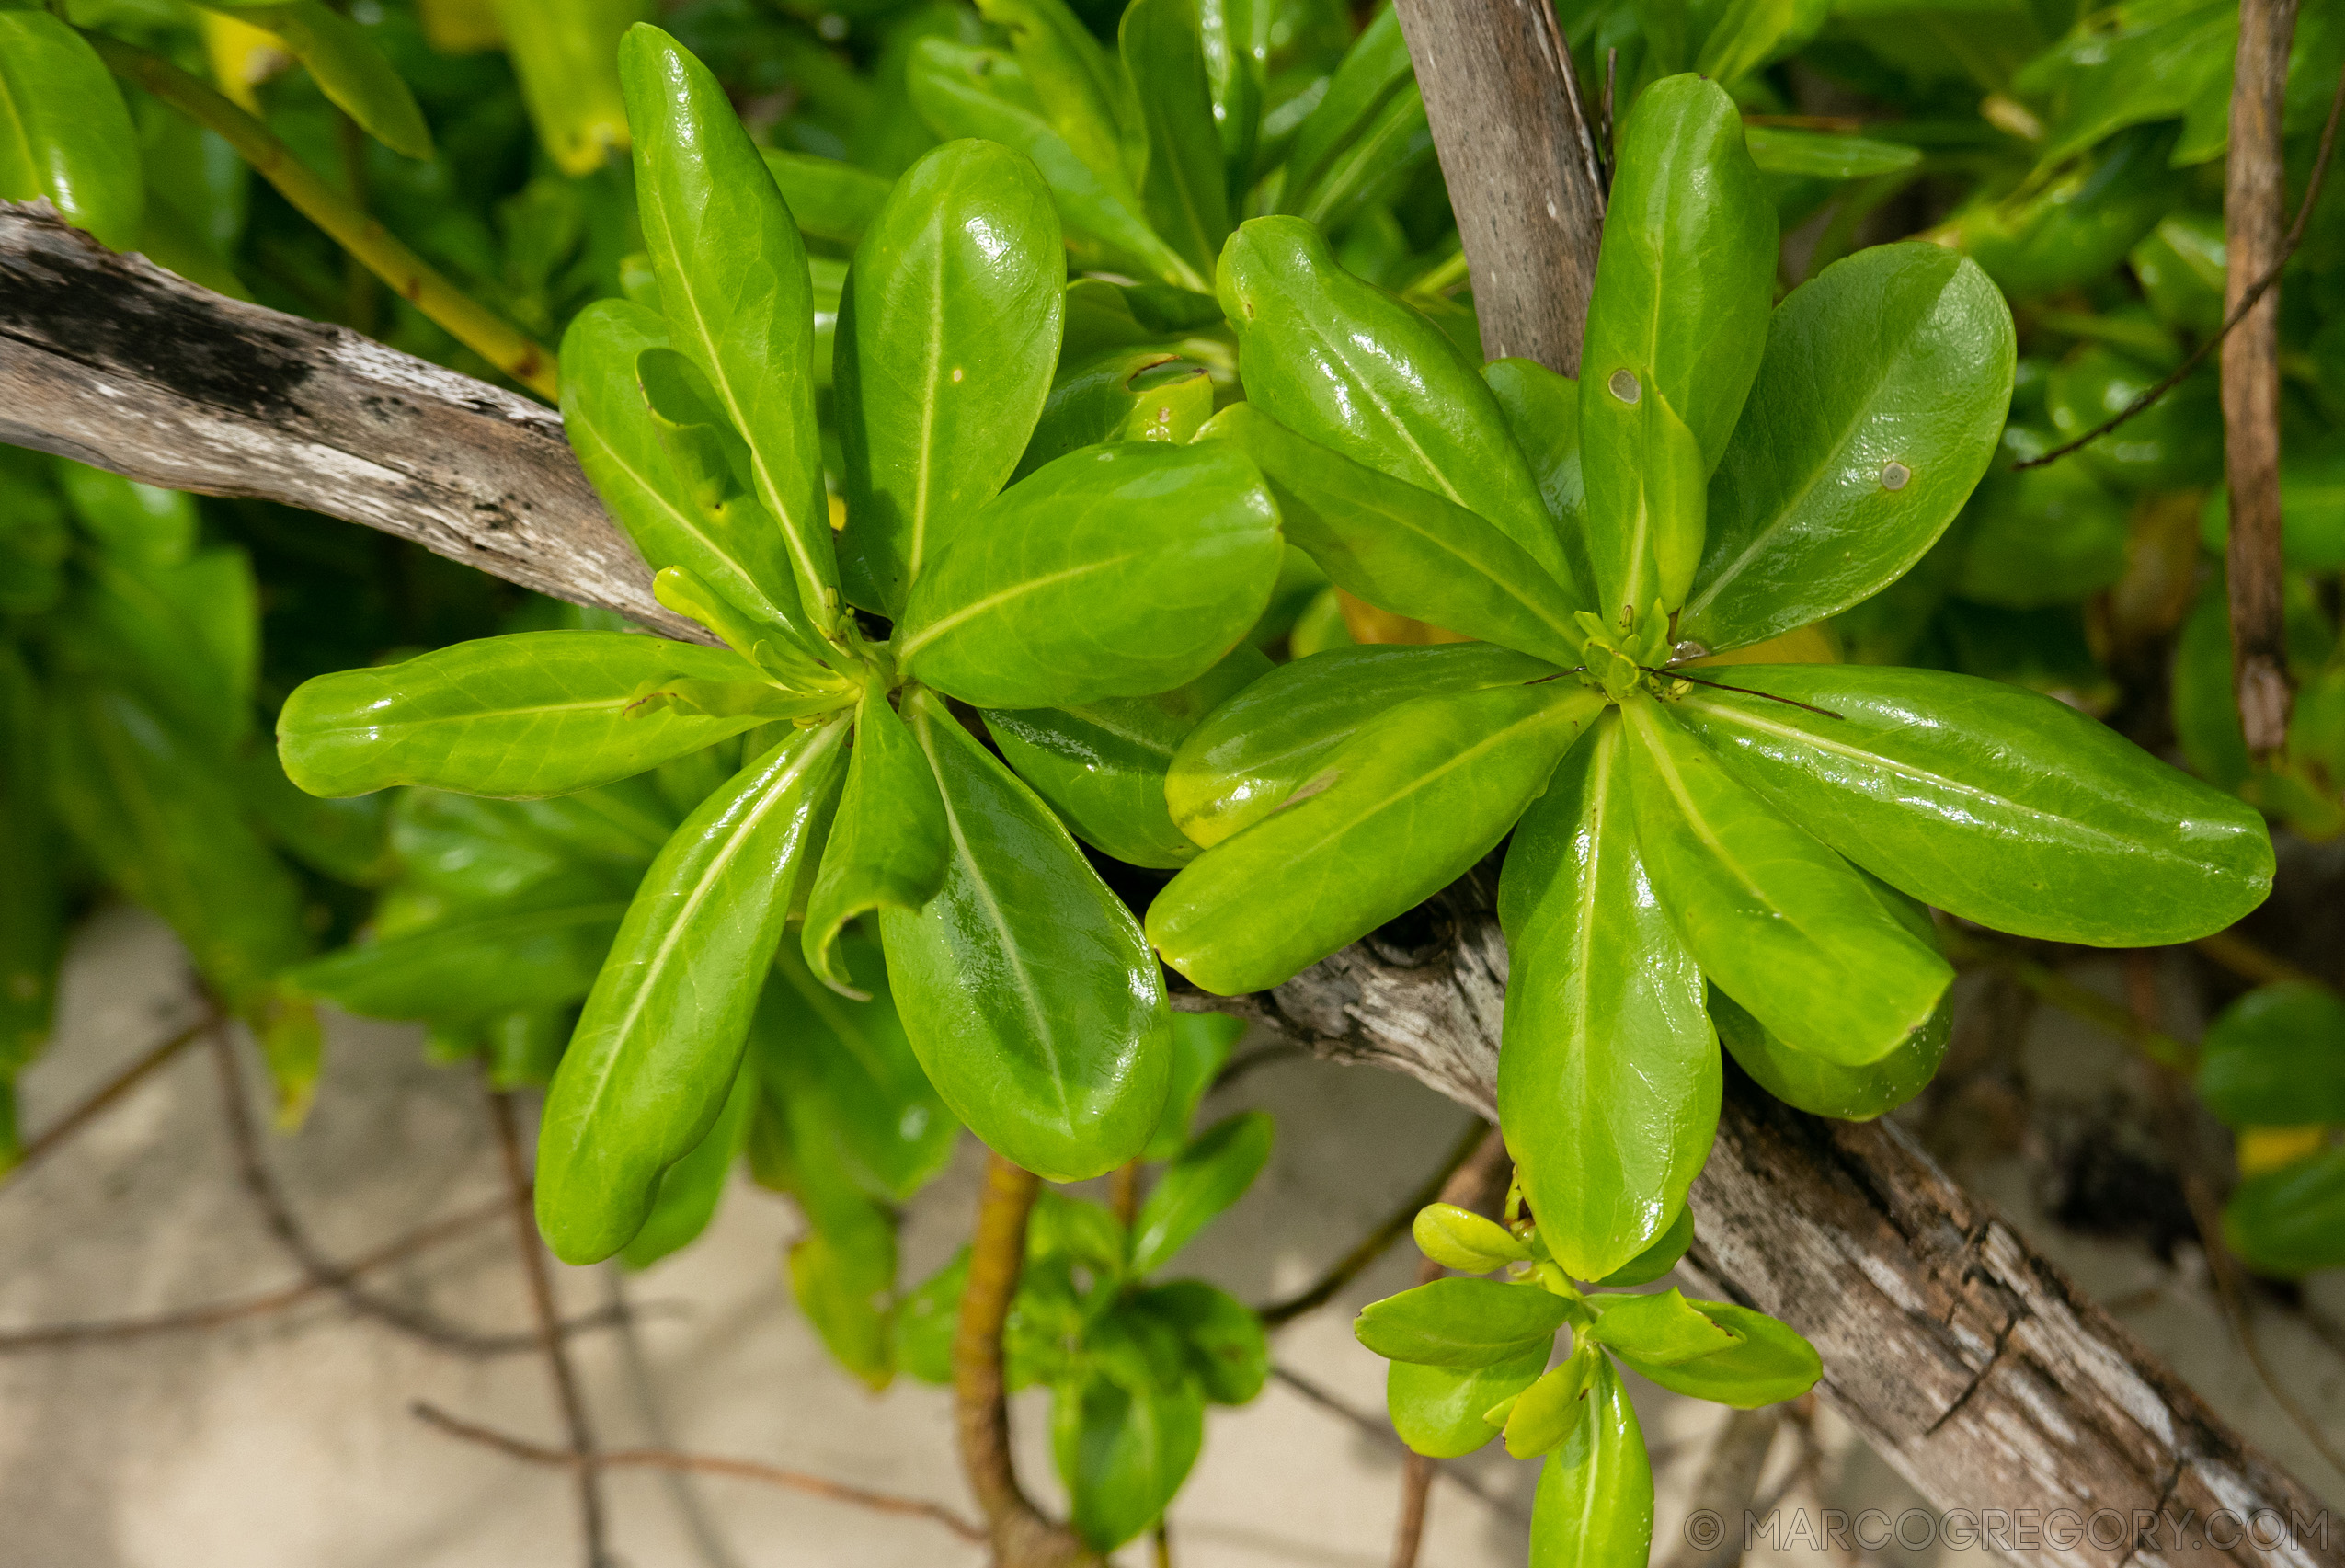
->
[85, 33, 559, 400]
[955, 1154, 1100, 1568]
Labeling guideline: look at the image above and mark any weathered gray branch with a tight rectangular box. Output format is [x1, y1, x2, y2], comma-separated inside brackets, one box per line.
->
[4, 202, 2338, 1567]
[0, 203, 704, 643]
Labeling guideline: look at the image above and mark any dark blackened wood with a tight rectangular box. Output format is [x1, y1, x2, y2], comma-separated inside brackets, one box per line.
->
[0, 203, 705, 643]
[1390, 0, 1604, 372]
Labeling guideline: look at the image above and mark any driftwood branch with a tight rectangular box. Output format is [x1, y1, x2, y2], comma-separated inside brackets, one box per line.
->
[5, 200, 2339, 1564]
[0, 203, 703, 643]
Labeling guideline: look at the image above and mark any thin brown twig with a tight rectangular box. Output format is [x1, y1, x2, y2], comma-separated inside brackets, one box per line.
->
[2015, 57, 2345, 474]
[1258, 1117, 1495, 1328]
[209, 1024, 615, 1357]
[9, 1006, 220, 1180]
[1268, 1365, 1531, 1526]
[0, 1190, 517, 1351]
[409, 1402, 987, 1543]
[486, 1082, 607, 1567]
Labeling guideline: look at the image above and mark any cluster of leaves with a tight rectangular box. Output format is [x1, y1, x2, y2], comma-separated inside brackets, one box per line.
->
[0, 449, 401, 1153]
[1357, 1195, 1820, 1567]
[2194, 982, 2345, 1277]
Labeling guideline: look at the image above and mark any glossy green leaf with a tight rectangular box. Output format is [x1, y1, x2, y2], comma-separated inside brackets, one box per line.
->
[278, 632, 802, 799]
[1164, 641, 1558, 850]
[1504, 1348, 1597, 1459]
[560, 302, 806, 638]
[835, 139, 1065, 616]
[1144, 1011, 1244, 1161]
[1665, 664, 2274, 946]
[1528, 1357, 1653, 1568]
[1132, 1279, 1266, 1405]
[1939, 125, 2180, 303]
[1018, 349, 1217, 481]
[1387, 1345, 1549, 1458]
[1197, 0, 1264, 198]
[1217, 217, 1569, 585]
[907, 40, 1200, 289]
[1277, 6, 1418, 223]
[488, 0, 638, 173]
[761, 149, 893, 245]
[2223, 1148, 2345, 1279]
[1130, 1109, 1273, 1276]
[1120, 0, 1229, 277]
[896, 442, 1282, 709]
[1579, 74, 1773, 623]
[621, 24, 839, 637]
[881, 688, 1170, 1182]
[1498, 713, 1721, 1281]
[536, 718, 850, 1264]
[2197, 984, 2345, 1130]
[1484, 358, 1591, 598]
[1621, 697, 1950, 1066]
[0, 649, 58, 1079]
[758, 937, 960, 1203]
[50, 681, 310, 1016]
[1152, 681, 1603, 998]
[1584, 1287, 1744, 1366]
[200, 2, 434, 159]
[285, 902, 623, 1019]
[620, 1056, 758, 1268]
[1679, 245, 2012, 653]
[1413, 1202, 1530, 1274]
[977, 0, 1136, 183]
[1710, 870, 1950, 1122]
[1355, 1277, 1572, 1368]
[1198, 405, 1583, 665]
[986, 644, 1272, 869]
[1054, 1363, 1205, 1551]
[1607, 1299, 1820, 1408]
[1594, 1205, 1694, 1288]
[1744, 127, 1920, 179]
[803, 686, 950, 996]
[0, 12, 143, 250]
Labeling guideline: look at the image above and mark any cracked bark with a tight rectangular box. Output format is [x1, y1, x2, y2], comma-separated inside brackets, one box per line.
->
[3, 189, 2339, 1567]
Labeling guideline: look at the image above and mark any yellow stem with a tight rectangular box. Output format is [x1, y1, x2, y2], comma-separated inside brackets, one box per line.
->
[87, 33, 558, 400]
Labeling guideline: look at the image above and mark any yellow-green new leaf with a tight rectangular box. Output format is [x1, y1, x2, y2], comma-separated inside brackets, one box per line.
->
[199, 2, 434, 158]
[1413, 1202, 1530, 1273]
[1529, 1357, 1653, 1568]
[1608, 1300, 1820, 1408]
[536, 719, 850, 1264]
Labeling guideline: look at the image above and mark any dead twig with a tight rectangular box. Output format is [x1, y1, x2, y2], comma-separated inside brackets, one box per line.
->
[410, 1402, 986, 1543]
[1269, 1364, 1531, 1526]
[1258, 1117, 1494, 1328]
[2015, 55, 2345, 477]
[9, 1006, 220, 1180]
[0, 1190, 516, 1351]
[210, 1023, 619, 1357]
[486, 1082, 607, 1567]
